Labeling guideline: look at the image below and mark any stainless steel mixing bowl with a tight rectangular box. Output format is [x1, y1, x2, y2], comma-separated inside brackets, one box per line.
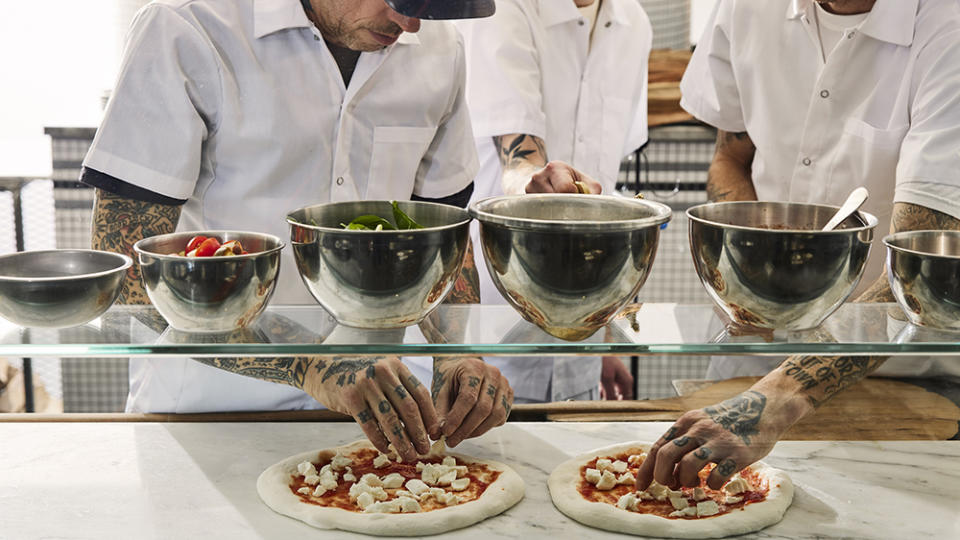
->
[884, 230, 960, 332]
[687, 201, 877, 330]
[0, 249, 131, 328]
[134, 231, 284, 333]
[470, 194, 672, 341]
[287, 201, 471, 328]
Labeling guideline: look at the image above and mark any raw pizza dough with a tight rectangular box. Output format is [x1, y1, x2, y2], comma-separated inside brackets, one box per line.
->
[548, 441, 793, 539]
[257, 439, 525, 536]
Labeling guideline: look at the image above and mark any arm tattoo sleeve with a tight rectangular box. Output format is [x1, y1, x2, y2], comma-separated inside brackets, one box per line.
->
[92, 189, 181, 305]
[192, 356, 315, 388]
[445, 237, 480, 304]
[780, 355, 886, 408]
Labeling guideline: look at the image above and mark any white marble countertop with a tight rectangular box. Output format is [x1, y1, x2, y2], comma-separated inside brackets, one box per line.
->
[1, 422, 957, 539]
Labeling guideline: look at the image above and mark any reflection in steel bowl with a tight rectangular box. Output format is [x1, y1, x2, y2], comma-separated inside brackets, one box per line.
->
[288, 201, 470, 329]
[688, 201, 877, 330]
[471, 195, 671, 341]
[885, 230, 960, 331]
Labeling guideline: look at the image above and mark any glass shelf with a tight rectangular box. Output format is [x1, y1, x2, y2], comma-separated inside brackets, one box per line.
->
[2, 303, 960, 358]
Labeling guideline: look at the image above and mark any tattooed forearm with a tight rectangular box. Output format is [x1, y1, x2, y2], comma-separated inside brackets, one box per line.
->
[493, 134, 548, 170]
[192, 357, 313, 388]
[892, 202, 960, 232]
[320, 357, 380, 386]
[445, 237, 480, 304]
[92, 189, 181, 304]
[779, 355, 885, 407]
[704, 390, 767, 445]
[706, 130, 757, 203]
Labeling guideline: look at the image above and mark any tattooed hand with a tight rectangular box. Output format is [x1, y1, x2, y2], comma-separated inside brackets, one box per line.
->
[636, 390, 784, 491]
[431, 356, 514, 447]
[301, 356, 440, 463]
[525, 161, 603, 195]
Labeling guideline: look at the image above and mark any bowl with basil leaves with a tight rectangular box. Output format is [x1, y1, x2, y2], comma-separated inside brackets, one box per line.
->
[286, 200, 471, 328]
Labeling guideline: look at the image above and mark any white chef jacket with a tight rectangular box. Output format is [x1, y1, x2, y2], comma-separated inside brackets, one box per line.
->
[84, 0, 477, 412]
[681, 0, 960, 290]
[450, 0, 650, 401]
[684, 0, 960, 381]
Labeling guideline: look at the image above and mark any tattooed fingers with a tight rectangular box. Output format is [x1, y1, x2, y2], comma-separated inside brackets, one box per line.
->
[371, 358, 438, 459]
[437, 358, 512, 447]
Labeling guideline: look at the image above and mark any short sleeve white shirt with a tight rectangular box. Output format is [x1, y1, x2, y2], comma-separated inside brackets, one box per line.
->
[84, 0, 478, 305]
[680, 0, 960, 286]
[455, 0, 652, 199]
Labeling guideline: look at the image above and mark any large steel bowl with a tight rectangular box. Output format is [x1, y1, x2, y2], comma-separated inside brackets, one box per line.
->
[884, 230, 960, 332]
[688, 201, 877, 330]
[287, 201, 470, 328]
[134, 231, 284, 333]
[469, 194, 671, 341]
[0, 249, 131, 328]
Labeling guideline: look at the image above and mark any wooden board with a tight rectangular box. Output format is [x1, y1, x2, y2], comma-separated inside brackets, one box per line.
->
[543, 377, 960, 440]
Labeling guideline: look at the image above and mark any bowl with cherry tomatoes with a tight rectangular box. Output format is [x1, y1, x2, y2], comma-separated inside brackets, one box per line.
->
[133, 231, 285, 333]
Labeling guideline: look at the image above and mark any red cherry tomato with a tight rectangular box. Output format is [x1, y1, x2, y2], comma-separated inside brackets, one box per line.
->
[185, 235, 207, 253]
[194, 237, 221, 257]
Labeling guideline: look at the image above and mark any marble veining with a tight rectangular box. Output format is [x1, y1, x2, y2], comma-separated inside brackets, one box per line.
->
[0, 422, 957, 540]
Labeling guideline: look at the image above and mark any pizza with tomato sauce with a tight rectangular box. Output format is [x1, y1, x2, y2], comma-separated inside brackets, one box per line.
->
[257, 439, 524, 536]
[548, 442, 792, 538]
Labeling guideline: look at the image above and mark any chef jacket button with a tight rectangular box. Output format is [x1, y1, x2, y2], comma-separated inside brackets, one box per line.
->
[604, 21, 612, 28]
[847, 31, 856, 39]
[802, 157, 812, 166]
[820, 89, 830, 98]
[578, 19, 585, 26]
[336, 176, 345, 185]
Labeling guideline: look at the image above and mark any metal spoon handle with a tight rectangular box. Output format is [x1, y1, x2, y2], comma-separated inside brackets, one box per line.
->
[822, 187, 869, 231]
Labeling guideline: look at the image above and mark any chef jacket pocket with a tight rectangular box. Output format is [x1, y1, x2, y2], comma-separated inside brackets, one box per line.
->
[367, 126, 437, 200]
[842, 118, 908, 148]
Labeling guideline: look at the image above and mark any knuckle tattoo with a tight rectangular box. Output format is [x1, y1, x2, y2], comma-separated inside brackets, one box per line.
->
[693, 447, 712, 460]
[394, 385, 408, 399]
[717, 458, 737, 477]
[356, 409, 373, 423]
[673, 436, 691, 448]
[378, 400, 391, 414]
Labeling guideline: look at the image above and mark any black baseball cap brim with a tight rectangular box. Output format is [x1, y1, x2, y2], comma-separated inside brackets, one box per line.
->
[384, 0, 496, 20]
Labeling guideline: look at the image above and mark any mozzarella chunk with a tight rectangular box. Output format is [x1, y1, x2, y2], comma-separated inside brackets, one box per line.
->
[724, 495, 744, 504]
[319, 474, 338, 491]
[395, 490, 419, 500]
[381, 473, 405, 489]
[438, 492, 460, 506]
[450, 478, 470, 491]
[359, 473, 383, 487]
[595, 459, 613, 472]
[437, 470, 458, 486]
[692, 487, 709, 501]
[453, 465, 469, 478]
[297, 487, 311, 495]
[669, 507, 698, 518]
[398, 497, 422, 513]
[646, 481, 670, 501]
[627, 454, 645, 466]
[330, 452, 352, 471]
[312, 485, 328, 497]
[297, 461, 318, 477]
[343, 472, 357, 483]
[616, 492, 639, 512]
[595, 470, 618, 491]
[364, 500, 402, 514]
[356, 492, 375, 510]
[669, 495, 689, 510]
[416, 462, 426, 472]
[723, 475, 751, 495]
[349, 481, 388, 502]
[373, 454, 392, 468]
[442, 456, 457, 467]
[616, 472, 635, 486]
[696, 500, 720, 517]
[611, 460, 628, 474]
[421, 464, 441, 485]
[635, 490, 654, 501]
[405, 479, 430, 496]
[584, 468, 602, 485]
[303, 474, 321, 486]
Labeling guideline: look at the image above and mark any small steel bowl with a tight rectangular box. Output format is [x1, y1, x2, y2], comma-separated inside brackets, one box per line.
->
[687, 201, 877, 330]
[470, 194, 672, 341]
[287, 201, 471, 328]
[0, 249, 131, 328]
[884, 230, 960, 332]
[134, 231, 284, 333]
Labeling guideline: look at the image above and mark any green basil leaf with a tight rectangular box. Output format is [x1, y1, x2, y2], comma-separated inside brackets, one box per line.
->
[342, 214, 395, 230]
[392, 201, 424, 230]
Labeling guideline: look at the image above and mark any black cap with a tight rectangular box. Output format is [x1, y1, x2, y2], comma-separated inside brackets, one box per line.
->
[384, 0, 496, 20]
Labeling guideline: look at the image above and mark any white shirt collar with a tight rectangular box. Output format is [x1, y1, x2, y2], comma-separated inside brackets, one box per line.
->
[540, 0, 633, 28]
[253, 0, 420, 45]
[787, 0, 916, 46]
